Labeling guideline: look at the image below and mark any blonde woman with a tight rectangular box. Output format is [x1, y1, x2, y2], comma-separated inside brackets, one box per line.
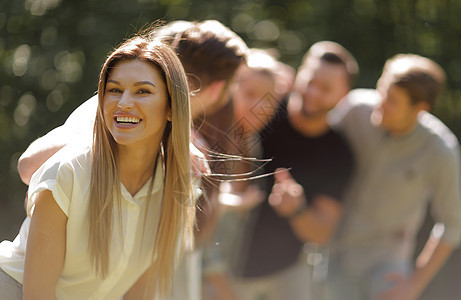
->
[0, 33, 197, 299]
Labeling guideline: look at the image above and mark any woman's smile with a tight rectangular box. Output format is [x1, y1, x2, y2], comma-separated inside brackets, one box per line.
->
[114, 114, 142, 128]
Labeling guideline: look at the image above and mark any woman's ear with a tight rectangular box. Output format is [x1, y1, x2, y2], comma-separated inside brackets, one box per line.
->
[167, 110, 172, 121]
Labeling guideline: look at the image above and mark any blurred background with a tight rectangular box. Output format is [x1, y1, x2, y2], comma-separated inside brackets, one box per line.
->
[1, 0, 461, 298]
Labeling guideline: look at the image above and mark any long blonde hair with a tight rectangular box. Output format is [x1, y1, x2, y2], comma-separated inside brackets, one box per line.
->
[89, 34, 195, 297]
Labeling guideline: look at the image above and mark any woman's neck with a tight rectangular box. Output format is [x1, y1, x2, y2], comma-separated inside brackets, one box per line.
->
[117, 144, 160, 196]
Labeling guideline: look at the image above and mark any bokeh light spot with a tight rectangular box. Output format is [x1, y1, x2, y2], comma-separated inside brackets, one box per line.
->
[14, 93, 36, 127]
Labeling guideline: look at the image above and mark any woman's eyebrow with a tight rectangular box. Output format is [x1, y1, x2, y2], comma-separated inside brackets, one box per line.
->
[107, 79, 120, 85]
[106, 80, 156, 87]
[134, 81, 156, 87]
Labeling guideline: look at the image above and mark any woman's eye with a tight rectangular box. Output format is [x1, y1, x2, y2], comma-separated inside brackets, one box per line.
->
[137, 89, 151, 94]
[108, 88, 122, 93]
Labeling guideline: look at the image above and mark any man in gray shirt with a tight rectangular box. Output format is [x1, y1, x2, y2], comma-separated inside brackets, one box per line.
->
[326, 54, 461, 300]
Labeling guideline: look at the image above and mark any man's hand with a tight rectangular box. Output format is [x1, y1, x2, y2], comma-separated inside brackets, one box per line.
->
[377, 237, 455, 300]
[268, 168, 306, 218]
[376, 273, 422, 300]
[268, 168, 342, 245]
[219, 182, 266, 211]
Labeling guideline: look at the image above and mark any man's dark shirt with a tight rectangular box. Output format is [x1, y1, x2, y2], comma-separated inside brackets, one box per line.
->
[240, 102, 354, 277]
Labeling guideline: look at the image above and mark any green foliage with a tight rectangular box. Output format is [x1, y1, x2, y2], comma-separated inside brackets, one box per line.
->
[1, 0, 461, 240]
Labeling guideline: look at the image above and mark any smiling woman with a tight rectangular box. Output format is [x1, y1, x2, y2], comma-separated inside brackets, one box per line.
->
[103, 59, 171, 152]
[0, 30, 198, 300]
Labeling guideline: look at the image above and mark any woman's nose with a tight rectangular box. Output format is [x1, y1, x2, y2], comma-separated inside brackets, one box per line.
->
[117, 91, 134, 110]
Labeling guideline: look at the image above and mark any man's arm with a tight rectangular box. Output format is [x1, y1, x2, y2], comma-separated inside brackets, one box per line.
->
[17, 96, 98, 185]
[377, 227, 454, 300]
[379, 144, 461, 299]
[287, 194, 342, 245]
[269, 168, 342, 245]
[18, 126, 71, 185]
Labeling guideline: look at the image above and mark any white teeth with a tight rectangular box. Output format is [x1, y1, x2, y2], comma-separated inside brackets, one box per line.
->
[116, 116, 140, 124]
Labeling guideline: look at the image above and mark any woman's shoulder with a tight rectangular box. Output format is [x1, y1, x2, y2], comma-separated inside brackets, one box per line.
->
[27, 145, 93, 215]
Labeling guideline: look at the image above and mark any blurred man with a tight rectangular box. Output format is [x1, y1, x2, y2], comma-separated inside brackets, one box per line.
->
[231, 41, 356, 300]
[326, 54, 461, 300]
[201, 48, 295, 300]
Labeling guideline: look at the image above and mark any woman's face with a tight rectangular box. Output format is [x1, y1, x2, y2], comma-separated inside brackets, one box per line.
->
[103, 59, 171, 149]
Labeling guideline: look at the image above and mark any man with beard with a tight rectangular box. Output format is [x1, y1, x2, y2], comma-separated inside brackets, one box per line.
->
[231, 41, 356, 300]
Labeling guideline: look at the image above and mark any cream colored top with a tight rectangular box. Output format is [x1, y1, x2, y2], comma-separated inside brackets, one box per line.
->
[0, 145, 164, 300]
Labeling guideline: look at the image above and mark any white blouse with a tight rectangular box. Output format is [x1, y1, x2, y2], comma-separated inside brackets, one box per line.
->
[0, 145, 165, 300]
